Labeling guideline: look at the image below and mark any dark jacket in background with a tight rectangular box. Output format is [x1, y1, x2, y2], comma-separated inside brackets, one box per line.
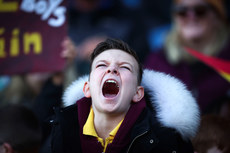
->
[144, 41, 230, 114]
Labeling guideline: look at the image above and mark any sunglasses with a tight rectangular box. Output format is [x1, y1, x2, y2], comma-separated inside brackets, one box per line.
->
[173, 4, 212, 18]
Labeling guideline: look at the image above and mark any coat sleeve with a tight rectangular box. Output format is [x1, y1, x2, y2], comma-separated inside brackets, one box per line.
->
[32, 78, 63, 153]
[33, 78, 63, 123]
[149, 126, 194, 153]
[153, 127, 194, 153]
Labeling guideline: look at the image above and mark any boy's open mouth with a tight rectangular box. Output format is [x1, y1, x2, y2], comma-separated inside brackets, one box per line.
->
[102, 79, 119, 98]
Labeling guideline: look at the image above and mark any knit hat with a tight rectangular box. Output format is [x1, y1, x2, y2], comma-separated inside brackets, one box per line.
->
[174, 0, 227, 22]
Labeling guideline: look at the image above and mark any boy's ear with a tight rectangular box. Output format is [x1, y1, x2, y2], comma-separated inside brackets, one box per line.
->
[83, 81, 91, 98]
[132, 86, 144, 103]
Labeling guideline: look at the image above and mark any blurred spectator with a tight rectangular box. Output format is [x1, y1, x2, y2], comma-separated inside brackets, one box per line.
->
[0, 104, 42, 153]
[144, 0, 230, 114]
[192, 114, 230, 153]
[0, 73, 51, 108]
[66, 0, 128, 77]
[64, 0, 150, 78]
[0, 76, 10, 92]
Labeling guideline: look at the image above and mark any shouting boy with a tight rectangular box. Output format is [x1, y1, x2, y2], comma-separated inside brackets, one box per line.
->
[39, 38, 200, 153]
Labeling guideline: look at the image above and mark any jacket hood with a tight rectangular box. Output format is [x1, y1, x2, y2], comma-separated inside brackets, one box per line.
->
[62, 69, 200, 140]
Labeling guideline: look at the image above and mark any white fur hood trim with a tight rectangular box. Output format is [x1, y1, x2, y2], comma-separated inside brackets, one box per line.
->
[62, 69, 200, 140]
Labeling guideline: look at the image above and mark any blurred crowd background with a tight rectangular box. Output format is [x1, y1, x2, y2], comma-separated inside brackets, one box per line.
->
[1, 0, 230, 153]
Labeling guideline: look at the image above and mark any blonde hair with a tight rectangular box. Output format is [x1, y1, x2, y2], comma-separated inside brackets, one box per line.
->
[164, 20, 229, 64]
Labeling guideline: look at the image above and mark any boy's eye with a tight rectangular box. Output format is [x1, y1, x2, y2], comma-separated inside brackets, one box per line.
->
[121, 66, 130, 71]
[96, 64, 106, 68]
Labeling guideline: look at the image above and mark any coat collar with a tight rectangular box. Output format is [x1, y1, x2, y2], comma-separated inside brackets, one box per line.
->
[62, 69, 200, 140]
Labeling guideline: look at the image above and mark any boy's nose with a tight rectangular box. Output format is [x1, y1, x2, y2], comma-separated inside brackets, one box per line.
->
[107, 66, 119, 75]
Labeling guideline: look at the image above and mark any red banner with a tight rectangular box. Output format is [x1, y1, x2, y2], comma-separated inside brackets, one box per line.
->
[185, 47, 230, 83]
[0, 0, 67, 75]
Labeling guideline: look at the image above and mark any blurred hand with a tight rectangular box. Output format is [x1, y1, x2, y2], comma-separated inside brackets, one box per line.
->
[79, 36, 106, 60]
[61, 37, 78, 65]
[52, 72, 64, 86]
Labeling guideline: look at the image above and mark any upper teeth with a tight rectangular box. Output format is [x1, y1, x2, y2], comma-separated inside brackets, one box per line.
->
[106, 80, 119, 88]
[106, 80, 116, 83]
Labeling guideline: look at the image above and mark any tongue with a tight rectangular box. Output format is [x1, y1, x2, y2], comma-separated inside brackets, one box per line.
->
[104, 93, 117, 98]
[103, 82, 119, 98]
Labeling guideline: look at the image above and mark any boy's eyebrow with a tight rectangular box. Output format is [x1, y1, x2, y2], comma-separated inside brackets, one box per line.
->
[95, 60, 108, 65]
[94, 60, 134, 69]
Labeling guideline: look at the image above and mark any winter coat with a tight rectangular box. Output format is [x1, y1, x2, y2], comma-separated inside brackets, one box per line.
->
[39, 69, 200, 153]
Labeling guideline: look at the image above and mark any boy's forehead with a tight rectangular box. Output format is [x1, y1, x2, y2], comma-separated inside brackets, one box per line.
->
[93, 49, 136, 62]
[92, 49, 139, 69]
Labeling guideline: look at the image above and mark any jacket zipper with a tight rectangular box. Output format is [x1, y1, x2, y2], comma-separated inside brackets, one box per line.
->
[126, 131, 148, 153]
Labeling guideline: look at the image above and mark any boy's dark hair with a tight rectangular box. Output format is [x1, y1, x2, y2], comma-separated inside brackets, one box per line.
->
[0, 104, 42, 153]
[90, 38, 143, 85]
